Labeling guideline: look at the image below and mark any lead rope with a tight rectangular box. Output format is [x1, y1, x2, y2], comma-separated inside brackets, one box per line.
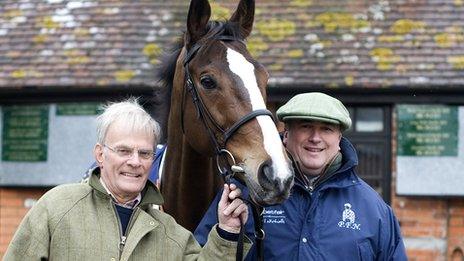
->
[224, 166, 264, 261]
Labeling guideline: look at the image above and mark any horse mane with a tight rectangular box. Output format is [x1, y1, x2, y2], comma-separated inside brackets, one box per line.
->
[152, 38, 182, 143]
[153, 20, 244, 142]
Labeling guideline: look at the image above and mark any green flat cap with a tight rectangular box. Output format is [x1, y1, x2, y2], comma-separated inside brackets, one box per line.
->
[277, 92, 352, 131]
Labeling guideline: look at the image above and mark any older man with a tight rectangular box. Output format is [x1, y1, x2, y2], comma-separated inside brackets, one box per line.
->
[195, 92, 407, 260]
[5, 98, 250, 260]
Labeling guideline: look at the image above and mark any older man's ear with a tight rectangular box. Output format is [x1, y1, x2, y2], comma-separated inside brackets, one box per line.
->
[94, 143, 104, 167]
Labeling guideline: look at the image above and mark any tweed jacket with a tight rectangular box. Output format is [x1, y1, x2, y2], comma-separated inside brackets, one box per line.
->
[4, 168, 250, 260]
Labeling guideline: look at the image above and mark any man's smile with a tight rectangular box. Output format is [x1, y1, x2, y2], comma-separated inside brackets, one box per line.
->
[120, 172, 142, 178]
[304, 146, 324, 153]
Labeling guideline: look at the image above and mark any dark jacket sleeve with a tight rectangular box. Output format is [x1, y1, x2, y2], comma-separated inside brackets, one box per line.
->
[380, 207, 408, 260]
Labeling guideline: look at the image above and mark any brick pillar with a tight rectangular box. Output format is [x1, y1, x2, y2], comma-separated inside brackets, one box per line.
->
[0, 188, 49, 257]
[448, 199, 464, 260]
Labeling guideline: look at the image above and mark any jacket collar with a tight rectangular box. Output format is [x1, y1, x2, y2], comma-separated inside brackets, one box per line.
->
[337, 137, 358, 173]
[88, 166, 164, 206]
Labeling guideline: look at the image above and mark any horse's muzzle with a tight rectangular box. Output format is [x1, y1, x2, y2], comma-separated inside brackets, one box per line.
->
[250, 159, 294, 206]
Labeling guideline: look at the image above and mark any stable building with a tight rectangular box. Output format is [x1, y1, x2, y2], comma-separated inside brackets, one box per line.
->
[1, 0, 463, 259]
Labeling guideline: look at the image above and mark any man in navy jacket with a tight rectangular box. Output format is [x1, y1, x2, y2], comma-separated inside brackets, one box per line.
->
[194, 92, 407, 260]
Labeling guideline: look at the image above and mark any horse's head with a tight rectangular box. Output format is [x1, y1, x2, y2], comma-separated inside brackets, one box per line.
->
[172, 0, 294, 206]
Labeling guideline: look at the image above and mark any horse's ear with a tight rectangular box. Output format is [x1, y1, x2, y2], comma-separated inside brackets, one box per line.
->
[229, 0, 255, 39]
[186, 0, 211, 48]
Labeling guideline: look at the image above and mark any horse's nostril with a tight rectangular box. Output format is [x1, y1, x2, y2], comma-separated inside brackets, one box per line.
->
[258, 160, 276, 190]
[262, 164, 272, 179]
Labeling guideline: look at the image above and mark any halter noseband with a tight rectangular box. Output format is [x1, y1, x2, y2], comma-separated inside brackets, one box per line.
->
[182, 35, 274, 177]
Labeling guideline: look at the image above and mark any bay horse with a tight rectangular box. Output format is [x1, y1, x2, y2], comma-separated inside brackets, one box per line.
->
[156, 0, 294, 231]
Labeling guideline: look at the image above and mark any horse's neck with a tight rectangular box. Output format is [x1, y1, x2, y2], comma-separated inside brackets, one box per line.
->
[161, 103, 223, 232]
[164, 122, 212, 174]
[164, 83, 212, 165]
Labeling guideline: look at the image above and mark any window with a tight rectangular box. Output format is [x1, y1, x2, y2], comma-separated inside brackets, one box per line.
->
[355, 108, 384, 132]
[345, 106, 391, 203]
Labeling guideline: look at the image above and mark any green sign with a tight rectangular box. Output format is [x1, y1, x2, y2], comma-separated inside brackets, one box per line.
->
[2, 105, 49, 161]
[56, 102, 102, 116]
[397, 105, 458, 156]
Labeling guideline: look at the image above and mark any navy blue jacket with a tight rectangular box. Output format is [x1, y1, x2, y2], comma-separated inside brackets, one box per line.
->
[194, 138, 407, 260]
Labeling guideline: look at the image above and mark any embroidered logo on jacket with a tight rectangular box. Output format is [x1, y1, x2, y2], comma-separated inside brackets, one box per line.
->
[263, 208, 286, 224]
[338, 203, 361, 230]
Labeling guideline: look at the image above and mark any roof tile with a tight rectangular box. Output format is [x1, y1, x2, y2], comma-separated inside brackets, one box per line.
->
[1, 0, 464, 89]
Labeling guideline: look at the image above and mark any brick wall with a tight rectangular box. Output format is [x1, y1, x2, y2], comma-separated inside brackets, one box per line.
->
[392, 195, 464, 260]
[0, 188, 50, 257]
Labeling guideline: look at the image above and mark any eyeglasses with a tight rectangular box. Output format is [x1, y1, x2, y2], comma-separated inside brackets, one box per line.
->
[103, 144, 155, 160]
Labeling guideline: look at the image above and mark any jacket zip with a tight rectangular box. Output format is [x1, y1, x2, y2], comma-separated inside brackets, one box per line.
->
[111, 203, 125, 259]
[112, 204, 138, 260]
[123, 208, 138, 249]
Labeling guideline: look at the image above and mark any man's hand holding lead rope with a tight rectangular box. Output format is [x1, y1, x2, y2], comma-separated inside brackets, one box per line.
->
[218, 184, 248, 234]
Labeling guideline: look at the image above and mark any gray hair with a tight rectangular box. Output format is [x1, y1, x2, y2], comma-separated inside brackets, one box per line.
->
[95, 98, 161, 146]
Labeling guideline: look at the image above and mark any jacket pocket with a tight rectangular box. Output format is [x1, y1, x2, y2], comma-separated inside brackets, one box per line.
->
[357, 240, 375, 261]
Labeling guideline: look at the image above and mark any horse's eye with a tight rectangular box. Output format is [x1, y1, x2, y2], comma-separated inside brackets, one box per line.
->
[200, 76, 216, 89]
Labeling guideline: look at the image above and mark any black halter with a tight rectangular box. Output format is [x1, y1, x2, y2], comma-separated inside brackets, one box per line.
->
[182, 35, 267, 261]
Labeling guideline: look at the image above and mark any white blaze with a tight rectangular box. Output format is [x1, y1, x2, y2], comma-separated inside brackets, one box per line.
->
[226, 48, 291, 180]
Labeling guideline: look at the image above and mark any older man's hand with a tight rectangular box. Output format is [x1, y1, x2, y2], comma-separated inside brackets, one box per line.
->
[217, 184, 248, 234]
